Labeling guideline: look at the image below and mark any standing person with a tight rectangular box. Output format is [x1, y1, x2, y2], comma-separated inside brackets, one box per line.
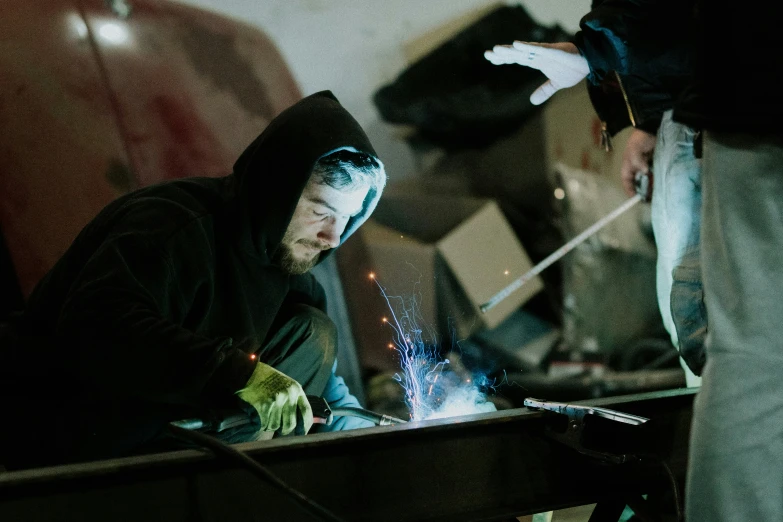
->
[673, 2, 783, 519]
[484, 0, 705, 386]
[0, 90, 386, 470]
[488, 1, 783, 519]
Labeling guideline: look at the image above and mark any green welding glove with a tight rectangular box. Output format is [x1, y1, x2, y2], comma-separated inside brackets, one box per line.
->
[237, 362, 314, 436]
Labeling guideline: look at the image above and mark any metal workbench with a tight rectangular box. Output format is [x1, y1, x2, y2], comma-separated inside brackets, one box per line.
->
[0, 388, 695, 522]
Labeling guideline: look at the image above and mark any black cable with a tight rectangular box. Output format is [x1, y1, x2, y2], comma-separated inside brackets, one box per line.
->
[659, 459, 684, 522]
[167, 424, 346, 522]
[630, 454, 684, 522]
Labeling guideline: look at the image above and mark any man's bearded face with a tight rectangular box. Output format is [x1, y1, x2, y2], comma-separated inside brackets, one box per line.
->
[274, 179, 369, 275]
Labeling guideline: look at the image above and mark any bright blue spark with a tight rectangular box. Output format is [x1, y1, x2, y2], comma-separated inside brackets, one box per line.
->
[371, 276, 497, 421]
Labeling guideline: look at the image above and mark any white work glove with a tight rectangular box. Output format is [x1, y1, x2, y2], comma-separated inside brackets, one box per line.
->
[237, 362, 314, 436]
[621, 129, 657, 198]
[484, 41, 590, 105]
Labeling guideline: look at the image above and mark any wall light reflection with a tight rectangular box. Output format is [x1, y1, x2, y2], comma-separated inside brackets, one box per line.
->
[97, 22, 129, 45]
[67, 13, 88, 40]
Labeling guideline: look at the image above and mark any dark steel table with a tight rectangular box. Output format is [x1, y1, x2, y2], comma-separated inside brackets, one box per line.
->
[0, 388, 696, 522]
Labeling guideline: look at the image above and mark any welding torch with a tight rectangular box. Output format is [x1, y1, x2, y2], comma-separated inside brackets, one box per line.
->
[171, 395, 406, 433]
[480, 171, 652, 313]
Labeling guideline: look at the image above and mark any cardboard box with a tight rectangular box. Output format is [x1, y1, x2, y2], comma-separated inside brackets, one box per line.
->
[358, 193, 544, 343]
[402, 2, 503, 64]
[393, 81, 662, 357]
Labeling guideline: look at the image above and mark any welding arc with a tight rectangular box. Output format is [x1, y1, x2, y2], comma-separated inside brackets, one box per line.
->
[480, 193, 643, 313]
[168, 425, 346, 522]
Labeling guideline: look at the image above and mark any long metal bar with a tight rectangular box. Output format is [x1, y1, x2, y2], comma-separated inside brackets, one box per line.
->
[480, 194, 643, 313]
[0, 388, 695, 522]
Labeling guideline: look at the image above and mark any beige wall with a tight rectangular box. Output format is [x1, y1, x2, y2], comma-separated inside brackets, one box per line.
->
[173, 0, 591, 182]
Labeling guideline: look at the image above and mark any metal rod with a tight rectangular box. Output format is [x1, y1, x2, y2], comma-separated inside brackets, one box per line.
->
[330, 407, 407, 426]
[480, 194, 643, 313]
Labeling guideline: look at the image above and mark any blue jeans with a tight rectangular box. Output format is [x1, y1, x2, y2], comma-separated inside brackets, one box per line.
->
[651, 110, 705, 385]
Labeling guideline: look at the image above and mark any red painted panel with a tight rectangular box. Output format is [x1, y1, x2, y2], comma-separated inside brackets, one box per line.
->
[80, 0, 301, 184]
[0, 0, 128, 296]
[0, 0, 301, 296]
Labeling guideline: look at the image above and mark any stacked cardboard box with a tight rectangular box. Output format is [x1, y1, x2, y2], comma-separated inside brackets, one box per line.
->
[337, 192, 543, 372]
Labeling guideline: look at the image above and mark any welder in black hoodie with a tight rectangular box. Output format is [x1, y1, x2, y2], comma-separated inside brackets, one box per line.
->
[0, 91, 386, 470]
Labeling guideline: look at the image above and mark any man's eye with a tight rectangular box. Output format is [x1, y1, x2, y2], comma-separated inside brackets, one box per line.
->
[313, 210, 328, 217]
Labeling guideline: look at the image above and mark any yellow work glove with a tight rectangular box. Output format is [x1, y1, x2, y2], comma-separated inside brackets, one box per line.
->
[236, 362, 314, 436]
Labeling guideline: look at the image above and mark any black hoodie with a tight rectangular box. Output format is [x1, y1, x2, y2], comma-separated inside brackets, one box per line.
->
[3, 91, 383, 466]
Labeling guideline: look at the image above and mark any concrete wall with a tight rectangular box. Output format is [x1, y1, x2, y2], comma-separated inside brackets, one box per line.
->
[173, 0, 590, 182]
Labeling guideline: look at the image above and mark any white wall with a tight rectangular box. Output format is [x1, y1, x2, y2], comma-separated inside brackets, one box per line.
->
[175, 0, 590, 181]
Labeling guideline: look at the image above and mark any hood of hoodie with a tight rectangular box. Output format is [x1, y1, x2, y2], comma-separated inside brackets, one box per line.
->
[231, 91, 384, 265]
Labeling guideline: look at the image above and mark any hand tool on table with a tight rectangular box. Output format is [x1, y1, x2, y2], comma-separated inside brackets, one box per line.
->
[524, 397, 650, 464]
[480, 171, 651, 313]
[525, 396, 683, 520]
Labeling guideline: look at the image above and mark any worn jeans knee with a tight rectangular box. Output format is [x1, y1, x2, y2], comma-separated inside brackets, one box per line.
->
[670, 250, 707, 375]
[651, 111, 703, 377]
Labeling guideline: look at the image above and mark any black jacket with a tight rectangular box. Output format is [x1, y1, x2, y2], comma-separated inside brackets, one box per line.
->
[675, 1, 783, 133]
[1, 91, 382, 467]
[574, 0, 697, 140]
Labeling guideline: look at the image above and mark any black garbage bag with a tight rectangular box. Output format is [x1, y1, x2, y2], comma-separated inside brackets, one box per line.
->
[374, 4, 572, 149]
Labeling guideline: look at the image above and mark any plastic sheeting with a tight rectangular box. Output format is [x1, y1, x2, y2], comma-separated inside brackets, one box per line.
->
[553, 163, 665, 356]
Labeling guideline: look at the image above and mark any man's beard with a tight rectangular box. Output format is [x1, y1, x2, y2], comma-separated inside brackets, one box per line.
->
[273, 239, 327, 275]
